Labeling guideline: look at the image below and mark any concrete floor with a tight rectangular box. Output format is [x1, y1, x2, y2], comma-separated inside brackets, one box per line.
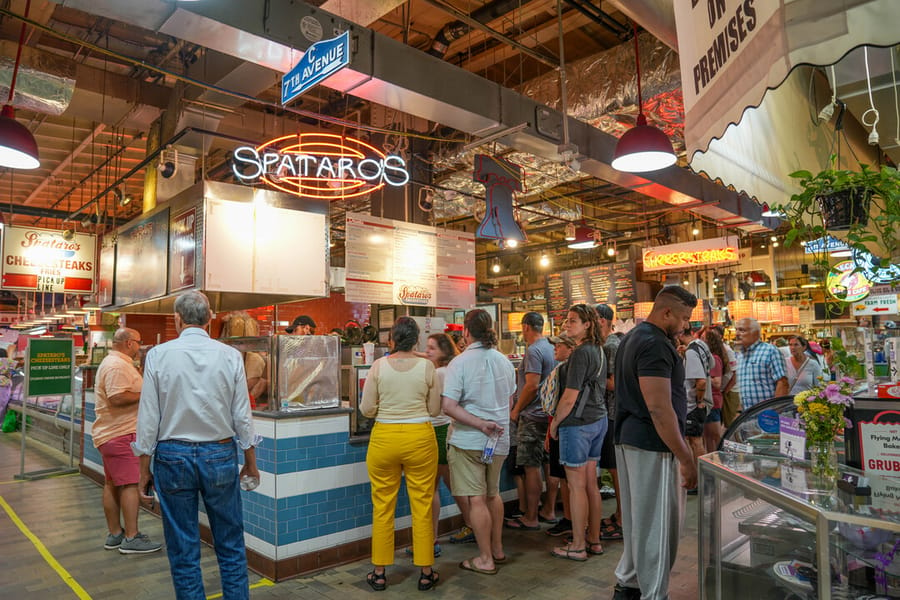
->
[0, 431, 700, 599]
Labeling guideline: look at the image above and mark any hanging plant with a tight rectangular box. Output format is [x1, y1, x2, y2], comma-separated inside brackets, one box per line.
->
[776, 160, 900, 275]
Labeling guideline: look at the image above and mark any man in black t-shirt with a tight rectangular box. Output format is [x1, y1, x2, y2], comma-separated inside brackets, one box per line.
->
[611, 286, 697, 600]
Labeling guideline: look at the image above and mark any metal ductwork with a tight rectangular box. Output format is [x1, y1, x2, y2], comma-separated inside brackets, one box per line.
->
[0, 39, 74, 115]
[53, 0, 769, 232]
[427, 0, 537, 59]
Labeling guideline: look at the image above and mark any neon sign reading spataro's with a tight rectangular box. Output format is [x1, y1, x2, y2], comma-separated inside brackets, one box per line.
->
[232, 133, 410, 200]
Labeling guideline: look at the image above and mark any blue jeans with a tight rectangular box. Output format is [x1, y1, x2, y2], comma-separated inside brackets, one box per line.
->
[154, 439, 248, 600]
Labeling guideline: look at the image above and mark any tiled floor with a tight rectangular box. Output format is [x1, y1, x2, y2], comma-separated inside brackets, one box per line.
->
[0, 432, 700, 599]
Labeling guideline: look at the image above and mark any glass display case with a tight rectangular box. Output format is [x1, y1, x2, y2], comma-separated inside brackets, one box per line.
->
[221, 335, 340, 411]
[700, 451, 900, 599]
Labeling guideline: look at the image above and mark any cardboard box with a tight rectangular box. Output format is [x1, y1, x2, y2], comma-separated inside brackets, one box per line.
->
[877, 384, 900, 399]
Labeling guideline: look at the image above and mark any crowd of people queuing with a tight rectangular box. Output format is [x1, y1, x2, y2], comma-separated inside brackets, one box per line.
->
[360, 285, 834, 598]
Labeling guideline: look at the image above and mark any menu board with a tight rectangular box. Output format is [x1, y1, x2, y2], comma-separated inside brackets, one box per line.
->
[545, 262, 636, 325]
[345, 212, 475, 309]
[168, 207, 197, 292]
[114, 208, 169, 305]
[1, 226, 96, 293]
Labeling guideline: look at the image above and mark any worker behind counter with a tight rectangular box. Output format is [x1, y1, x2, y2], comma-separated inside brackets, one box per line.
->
[286, 315, 316, 335]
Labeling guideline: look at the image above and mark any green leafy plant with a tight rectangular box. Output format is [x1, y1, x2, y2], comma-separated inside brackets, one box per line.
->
[777, 160, 900, 270]
[827, 335, 864, 380]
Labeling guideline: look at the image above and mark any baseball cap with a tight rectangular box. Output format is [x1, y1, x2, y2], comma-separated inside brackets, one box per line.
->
[286, 315, 317, 334]
[548, 334, 576, 347]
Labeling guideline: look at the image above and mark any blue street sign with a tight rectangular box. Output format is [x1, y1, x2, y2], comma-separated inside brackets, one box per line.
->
[282, 30, 350, 105]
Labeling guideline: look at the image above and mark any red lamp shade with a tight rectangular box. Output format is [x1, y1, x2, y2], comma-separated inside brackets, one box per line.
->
[567, 225, 597, 249]
[0, 105, 39, 170]
[611, 114, 676, 173]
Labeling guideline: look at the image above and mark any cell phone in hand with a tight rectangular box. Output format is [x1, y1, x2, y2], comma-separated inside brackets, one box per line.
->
[144, 479, 154, 498]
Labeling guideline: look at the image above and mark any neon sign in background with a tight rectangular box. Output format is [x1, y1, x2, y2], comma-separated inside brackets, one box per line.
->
[232, 133, 410, 200]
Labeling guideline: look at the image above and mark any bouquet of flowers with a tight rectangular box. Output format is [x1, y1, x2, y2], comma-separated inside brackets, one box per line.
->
[0, 357, 17, 388]
[793, 378, 855, 443]
[793, 377, 855, 480]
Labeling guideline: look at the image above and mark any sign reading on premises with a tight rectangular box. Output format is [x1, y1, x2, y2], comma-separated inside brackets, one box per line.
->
[232, 133, 410, 200]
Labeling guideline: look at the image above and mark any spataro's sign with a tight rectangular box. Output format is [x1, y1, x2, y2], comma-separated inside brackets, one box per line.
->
[1, 226, 96, 293]
[232, 133, 410, 200]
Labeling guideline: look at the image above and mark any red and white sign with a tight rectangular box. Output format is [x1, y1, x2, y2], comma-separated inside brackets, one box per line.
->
[859, 414, 900, 479]
[642, 236, 739, 272]
[852, 294, 899, 317]
[1, 226, 95, 293]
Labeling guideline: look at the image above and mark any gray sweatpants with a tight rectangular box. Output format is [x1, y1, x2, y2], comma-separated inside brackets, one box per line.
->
[614, 444, 685, 600]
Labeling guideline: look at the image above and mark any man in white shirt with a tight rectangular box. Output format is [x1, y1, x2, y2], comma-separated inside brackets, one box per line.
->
[442, 309, 516, 576]
[134, 291, 260, 600]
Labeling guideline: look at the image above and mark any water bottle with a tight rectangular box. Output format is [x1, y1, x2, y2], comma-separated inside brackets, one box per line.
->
[240, 475, 260, 491]
[481, 430, 501, 464]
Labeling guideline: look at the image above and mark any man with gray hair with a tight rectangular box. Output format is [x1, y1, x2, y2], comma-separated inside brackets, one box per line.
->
[94, 327, 161, 554]
[134, 291, 260, 600]
[734, 317, 788, 411]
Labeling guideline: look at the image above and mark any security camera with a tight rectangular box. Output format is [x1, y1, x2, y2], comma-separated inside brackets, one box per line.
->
[158, 147, 178, 179]
[418, 187, 435, 212]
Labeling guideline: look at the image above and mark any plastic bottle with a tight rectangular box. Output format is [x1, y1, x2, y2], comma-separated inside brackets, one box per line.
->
[481, 430, 501, 464]
[240, 475, 260, 491]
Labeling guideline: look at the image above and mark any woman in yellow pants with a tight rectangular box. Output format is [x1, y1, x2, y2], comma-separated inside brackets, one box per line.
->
[361, 317, 442, 591]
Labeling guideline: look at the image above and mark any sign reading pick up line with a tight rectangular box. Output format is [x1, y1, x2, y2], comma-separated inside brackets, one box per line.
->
[282, 30, 350, 105]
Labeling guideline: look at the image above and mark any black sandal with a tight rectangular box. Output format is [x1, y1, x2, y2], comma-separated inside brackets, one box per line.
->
[367, 569, 387, 591]
[418, 569, 439, 591]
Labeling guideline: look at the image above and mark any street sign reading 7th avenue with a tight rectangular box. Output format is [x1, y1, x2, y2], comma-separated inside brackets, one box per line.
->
[282, 30, 350, 105]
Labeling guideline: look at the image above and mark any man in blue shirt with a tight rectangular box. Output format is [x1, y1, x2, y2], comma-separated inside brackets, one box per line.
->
[134, 291, 260, 600]
[507, 312, 557, 530]
[734, 318, 788, 410]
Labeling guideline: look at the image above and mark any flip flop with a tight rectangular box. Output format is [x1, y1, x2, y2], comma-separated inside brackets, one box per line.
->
[493, 554, 508, 564]
[601, 514, 618, 528]
[551, 545, 588, 562]
[538, 515, 559, 524]
[459, 558, 498, 575]
[504, 517, 540, 531]
[586, 541, 604, 555]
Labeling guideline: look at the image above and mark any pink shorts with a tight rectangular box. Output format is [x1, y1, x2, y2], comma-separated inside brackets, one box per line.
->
[99, 433, 139, 486]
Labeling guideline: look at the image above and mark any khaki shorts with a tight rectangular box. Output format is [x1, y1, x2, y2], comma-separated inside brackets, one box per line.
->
[448, 445, 505, 497]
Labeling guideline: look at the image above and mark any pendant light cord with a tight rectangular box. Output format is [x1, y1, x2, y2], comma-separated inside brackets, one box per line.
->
[6, 0, 31, 106]
[632, 23, 643, 117]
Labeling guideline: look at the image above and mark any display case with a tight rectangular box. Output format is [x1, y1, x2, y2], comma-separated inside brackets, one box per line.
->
[700, 451, 900, 599]
[221, 335, 340, 411]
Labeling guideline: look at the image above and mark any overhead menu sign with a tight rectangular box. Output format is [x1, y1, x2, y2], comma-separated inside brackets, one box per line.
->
[282, 30, 350, 105]
[1, 226, 95, 293]
[545, 262, 637, 325]
[345, 212, 475, 309]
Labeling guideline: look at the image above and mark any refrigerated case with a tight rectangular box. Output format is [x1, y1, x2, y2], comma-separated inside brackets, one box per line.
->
[719, 396, 800, 456]
[700, 452, 900, 599]
[221, 334, 340, 411]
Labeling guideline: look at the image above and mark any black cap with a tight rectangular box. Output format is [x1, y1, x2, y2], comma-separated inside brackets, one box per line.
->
[286, 315, 317, 334]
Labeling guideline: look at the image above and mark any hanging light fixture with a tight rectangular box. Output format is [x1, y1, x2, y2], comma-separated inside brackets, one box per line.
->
[611, 25, 676, 173]
[567, 225, 598, 250]
[0, 1, 39, 170]
[564, 223, 577, 241]
[760, 202, 786, 218]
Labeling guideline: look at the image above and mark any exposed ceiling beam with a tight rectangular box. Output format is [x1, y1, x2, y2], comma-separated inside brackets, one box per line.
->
[23, 122, 105, 205]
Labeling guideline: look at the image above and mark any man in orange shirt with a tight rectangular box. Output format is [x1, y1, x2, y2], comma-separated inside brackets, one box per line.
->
[94, 328, 161, 554]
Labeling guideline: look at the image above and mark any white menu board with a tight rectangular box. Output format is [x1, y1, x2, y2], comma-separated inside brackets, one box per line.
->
[345, 212, 475, 309]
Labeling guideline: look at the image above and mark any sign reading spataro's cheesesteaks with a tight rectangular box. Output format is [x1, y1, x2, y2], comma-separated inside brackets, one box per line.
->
[1, 226, 96, 293]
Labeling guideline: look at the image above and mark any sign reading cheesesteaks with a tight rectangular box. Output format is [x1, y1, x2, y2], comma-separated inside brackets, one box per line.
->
[642, 236, 740, 272]
[2, 226, 96, 293]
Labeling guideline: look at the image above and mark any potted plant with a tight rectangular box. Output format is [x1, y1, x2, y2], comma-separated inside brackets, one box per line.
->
[778, 160, 900, 265]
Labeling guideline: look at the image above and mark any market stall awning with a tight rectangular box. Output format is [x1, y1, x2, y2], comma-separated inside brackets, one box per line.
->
[674, 0, 899, 159]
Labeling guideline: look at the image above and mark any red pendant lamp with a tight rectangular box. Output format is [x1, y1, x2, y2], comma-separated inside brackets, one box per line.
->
[611, 25, 676, 173]
[0, 0, 40, 170]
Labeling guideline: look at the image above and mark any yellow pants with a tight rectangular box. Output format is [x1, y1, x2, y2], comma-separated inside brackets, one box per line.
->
[366, 422, 438, 567]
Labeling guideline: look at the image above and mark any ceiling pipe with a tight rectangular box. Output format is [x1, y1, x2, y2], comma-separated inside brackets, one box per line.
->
[562, 0, 630, 39]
